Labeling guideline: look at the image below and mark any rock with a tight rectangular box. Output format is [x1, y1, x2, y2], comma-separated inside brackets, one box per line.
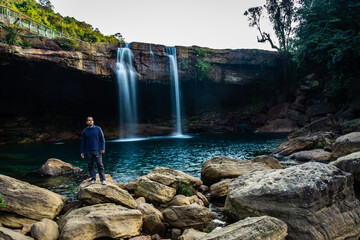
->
[286, 105, 309, 127]
[172, 228, 182, 240]
[250, 155, 282, 169]
[77, 179, 137, 208]
[273, 136, 318, 156]
[255, 119, 298, 133]
[137, 203, 164, 220]
[151, 234, 162, 240]
[36, 158, 82, 176]
[196, 192, 209, 206]
[0, 212, 37, 228]
[201, 157, 271, 185]
[0, 174, 64, 220]
[163, 204, 212, 229]
[143, 212, 165, 236]
[146, 167, 203, 188]
[129, 236, 151, 240]
[331, 151, 360, 182]
[210, 179, 235, 198]
[135, 197, 146, 205]
[89, 173, 117, 183]
[179, 228, 207, 240]
[332, 132, 360, 159]
[59, 200, 82, 216]
[134, 177, 176, 204]
[0, 227, 34, 240]
[267, 103, 291, 120]
[289, 149, 331, 162]
[169, 195, 191, 206]
[224, 162, 360, 240]
[125, 176, 147, 191]
[30, 219, 59, 240]
[306, 103, 337, 120]
[59, 203, 142, 240]
[188, 195, 199, 204]
[198, 185, 209, 192]
[199, 216, 287, 240]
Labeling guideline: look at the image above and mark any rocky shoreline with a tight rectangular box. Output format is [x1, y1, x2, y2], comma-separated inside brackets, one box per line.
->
[1, 115, 360, 240]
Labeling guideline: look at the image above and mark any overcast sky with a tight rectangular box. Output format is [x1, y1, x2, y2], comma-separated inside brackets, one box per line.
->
[50, 0, 275, 50]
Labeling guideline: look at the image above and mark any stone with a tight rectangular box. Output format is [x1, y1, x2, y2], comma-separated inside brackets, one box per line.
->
[201, 157, 271, 185]
[143, 212, 165, 236]
[289, 149, 331, 162]
[332, 132, 360, 159]
[22, 224, 33, 235]
[172, 228, 182, 240]
[199, 216, 287, 240]
[0, 174, 64, 220]
[179, 228, 207, 240]
[331, 151, 360, 182]
[169, 195, 191, 206]
[125, 176, 147, 191]
[134, 177, 176, 204]
[255, 119, 298, 133]
[224, 162, 360, 240]
[197, 192, 209, 206]
[163, 204, 212, 229]
[210, 179, 235, 198]
[77, 179, 137, 208]
[0, 227, 34, 240]
[89, 173, 117, 183]
[250, 155, 282, 169]
[198, 185, 209, 192]
[273, 136, 318, 156]
[306, 103, 337, 119]
[267, 102, 291, 120]
[59, 203, 142, 240]
[30, 219, 59, 240]
[0, 212, 37, 228]
[36, 158, 82, 176]
[188, 195, 199, 204]
[129, 236, 151, 240]
[146, 167, 203, 188]
[137, 203, 164, 220]
[135, 197, 146, 205]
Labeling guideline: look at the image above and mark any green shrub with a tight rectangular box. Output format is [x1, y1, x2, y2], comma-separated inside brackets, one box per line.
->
[176, 183, 193, 196]
[20, 40, 32, 48]
[0, 194, 7, 209]
[3, 32, 19, 45]
[55, 38, 79, 51]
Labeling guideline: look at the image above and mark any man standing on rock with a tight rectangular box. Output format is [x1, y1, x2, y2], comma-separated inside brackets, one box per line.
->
[80, 116, 107, 185]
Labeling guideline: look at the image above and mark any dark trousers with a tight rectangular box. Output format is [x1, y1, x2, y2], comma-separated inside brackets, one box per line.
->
[85, 150, 106, 182]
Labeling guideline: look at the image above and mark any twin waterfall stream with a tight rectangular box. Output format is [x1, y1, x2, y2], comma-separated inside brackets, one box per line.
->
[114, 44, 184, 140]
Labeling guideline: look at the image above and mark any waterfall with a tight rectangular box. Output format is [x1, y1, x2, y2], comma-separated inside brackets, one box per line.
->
[115, 44, 138, 138]
[166, 47, 183, 136]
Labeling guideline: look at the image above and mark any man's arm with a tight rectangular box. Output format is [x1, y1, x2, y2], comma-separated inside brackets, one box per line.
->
[99, 127, 105, 154]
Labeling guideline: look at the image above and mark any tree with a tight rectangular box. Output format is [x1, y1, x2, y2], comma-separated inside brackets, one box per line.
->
[244, 0, 296, 52]
[38, 0, 53, 10]
[112, 33, 124, 42]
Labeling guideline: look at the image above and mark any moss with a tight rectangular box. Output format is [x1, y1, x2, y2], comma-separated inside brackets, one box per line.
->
[317, 137, 325, 148]
[176, 183, 193, 197]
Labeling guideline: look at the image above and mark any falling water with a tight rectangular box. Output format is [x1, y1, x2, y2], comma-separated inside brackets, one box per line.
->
[166, 47, 183, 136]
[115, 44, 138, 138]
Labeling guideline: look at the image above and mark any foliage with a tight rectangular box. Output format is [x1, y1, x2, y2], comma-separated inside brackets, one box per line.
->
[244, 0, 296, 51]
[294, 0, 360, 100]
[2, 32, 19, 45]
[194, 47, 211, 81]
[0, 0, 124, 43]
[20, 39, 31, 48]
[55, 37, 79, 50]
[176, 183, 193, 197]
[0, 194, 6, 209]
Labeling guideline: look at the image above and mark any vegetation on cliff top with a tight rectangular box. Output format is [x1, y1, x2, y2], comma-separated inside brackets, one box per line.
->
[0, 0, 124, 43]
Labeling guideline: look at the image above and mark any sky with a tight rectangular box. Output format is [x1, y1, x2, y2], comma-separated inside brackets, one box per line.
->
[50, 0, 276, 50]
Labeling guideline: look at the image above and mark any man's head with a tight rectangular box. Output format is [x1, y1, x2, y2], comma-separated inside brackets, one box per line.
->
[86, 117, 94, 128]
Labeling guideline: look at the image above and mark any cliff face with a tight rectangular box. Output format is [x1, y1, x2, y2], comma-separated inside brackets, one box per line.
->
[0, 34, 284, 143]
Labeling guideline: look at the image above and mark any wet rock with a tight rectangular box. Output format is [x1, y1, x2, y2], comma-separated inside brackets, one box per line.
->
[210, 179, 235, 199]
[0, 174, 64, 220]
[224, 162, 360, 240]
[332, 132, 360, 159]
[146, 167, 203, 188]
[0, 227, 34, 240]
[77, 179, 137, 208]
[134, 177, 176, 204]
[250, 155, 282, 169]
[201, 157, 271, 185]
[255, 119, 298, 133]
[163, 204, 212, 229]
[36, 158, 82, 176]
[143, 212, 165, 236]
[179, 228, 207, 240]
[30, 219, 59, 240]
[200, 216, 287, 240]
[0, 212, 37, 228]
[289, 149, 331, 162]
[59, 203, 142, 240]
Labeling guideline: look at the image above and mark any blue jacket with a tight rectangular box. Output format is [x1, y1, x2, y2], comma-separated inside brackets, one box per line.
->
[80, 125, 105, 154]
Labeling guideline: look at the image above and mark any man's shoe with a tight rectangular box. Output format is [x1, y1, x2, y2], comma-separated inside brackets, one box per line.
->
[90, 180, 95, 184]
[101, 181, 107, 185]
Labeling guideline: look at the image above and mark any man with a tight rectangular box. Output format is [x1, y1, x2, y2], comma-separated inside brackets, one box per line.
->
[80, 116, 107, 185]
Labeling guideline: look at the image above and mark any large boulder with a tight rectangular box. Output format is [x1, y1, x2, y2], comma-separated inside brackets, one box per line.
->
[163, 204, 212, 229]
[179, 228, 207, 240]
[36, 158, 82, 176]
[146, 167, 203, 188]
[199, 216, 287, 240]
[224, 162, 360, 240]
[30, 219, 59, 240]
[331, 151, 360, 183]
[134, 177, 176, 204]
[0, 212, 37, 228]
[0, 174, 64, 220]
[256, 119, 298, 133]
[143, 212, 165, 236]
[250, 155, 282, 169]
[0, 227, 34, 240]
[289, 149, 331, 162]
[201, 157, 271, 185]
[210, 178, 235, 198]
[332, 132, 360, 159]
[59, 203, 142, 240]
[77, 180, 137, 208]
[273, 135, 319, 156]
[137, 203, 163, 220]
